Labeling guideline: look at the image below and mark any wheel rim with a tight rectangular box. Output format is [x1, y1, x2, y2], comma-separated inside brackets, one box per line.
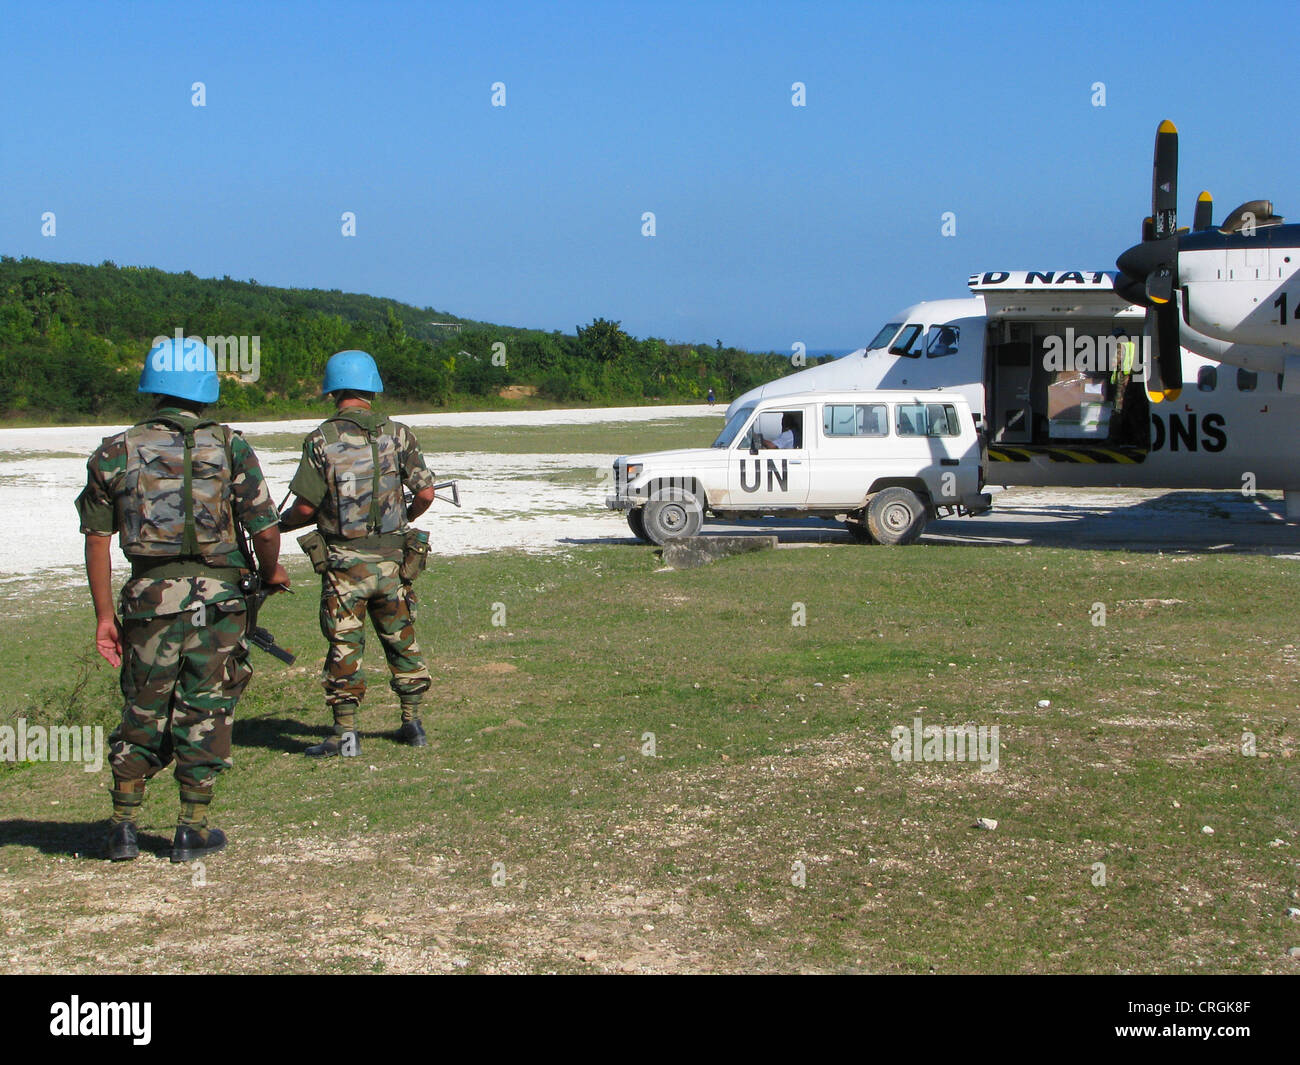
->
[881, 502, 913, 533]
[659, 503, 688, 531]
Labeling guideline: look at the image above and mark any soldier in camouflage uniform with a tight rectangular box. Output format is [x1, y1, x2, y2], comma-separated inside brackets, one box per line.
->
[280, 350, 436, 755]
[76, 337, 287, 862]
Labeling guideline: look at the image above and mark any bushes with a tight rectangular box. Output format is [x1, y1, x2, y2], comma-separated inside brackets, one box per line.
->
[0, 257, 800, 421]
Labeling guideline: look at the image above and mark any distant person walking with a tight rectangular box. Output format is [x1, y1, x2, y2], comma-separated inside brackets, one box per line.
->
[707, 387, 716, 407]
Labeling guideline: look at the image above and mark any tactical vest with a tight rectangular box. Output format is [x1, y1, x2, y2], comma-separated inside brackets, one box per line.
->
[317, 414, 406, 541]
[119, 417, 239, 562]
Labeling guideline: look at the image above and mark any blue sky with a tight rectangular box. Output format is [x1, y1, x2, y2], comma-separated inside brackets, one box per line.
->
[1, 0, 1295, 351]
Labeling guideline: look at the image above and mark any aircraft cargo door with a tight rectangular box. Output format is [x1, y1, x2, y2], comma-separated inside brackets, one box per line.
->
[989, 323, 1032, 443]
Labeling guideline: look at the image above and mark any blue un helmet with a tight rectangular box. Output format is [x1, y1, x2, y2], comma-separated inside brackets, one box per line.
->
[139, 335, 220, 404]
[321, 350, 384, 395]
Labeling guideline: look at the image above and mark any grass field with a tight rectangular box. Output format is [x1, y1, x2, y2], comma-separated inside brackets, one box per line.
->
[2, 536, 1297, 973]
[243, 415, 723, 458]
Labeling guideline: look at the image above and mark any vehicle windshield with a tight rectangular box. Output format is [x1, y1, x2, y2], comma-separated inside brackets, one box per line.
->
[712, 404, 756, 448]
[866, 322, 903, 351]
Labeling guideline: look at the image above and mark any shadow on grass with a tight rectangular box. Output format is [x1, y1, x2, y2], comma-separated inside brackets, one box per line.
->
[233, 713, 404, 753]
[233, 713, 331, 754]
[0, 819, 173, 860]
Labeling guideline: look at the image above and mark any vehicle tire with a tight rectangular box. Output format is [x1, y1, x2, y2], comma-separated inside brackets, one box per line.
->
[844, 516, 875, 543]
[866, 487, 927, 545]
[641, 490, 704, 545]
[627, 507, 652, 543]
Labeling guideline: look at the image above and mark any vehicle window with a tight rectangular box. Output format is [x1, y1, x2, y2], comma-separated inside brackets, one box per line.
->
[823, 403, 889, 437]
[1237, 368, 1257, 392]
[1197, 366, 1217, 392]
[896, 402, 960, 437]
[867, 322, 903, 351]
[925, 325, 960, 358]
[857, 404, 888, 436]
[756, 410, 804, 449]
[824, 405, 857, 436]
[713, 404, 756, 448]
[889, 324, 924, 358]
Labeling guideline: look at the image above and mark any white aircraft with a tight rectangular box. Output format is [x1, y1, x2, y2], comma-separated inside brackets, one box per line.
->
[729, 122, 1300, 519]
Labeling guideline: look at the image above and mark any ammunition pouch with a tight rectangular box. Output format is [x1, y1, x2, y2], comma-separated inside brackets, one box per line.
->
[399, 528, 431, 582]
[297, 530, 330, 574]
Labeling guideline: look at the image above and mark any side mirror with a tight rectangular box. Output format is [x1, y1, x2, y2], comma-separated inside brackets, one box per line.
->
[749, 435, 761, 455]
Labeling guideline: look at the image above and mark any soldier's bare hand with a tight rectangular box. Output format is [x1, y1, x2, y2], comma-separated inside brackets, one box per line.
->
[95, 616, 123, 667]
[263, 563, 290, 589]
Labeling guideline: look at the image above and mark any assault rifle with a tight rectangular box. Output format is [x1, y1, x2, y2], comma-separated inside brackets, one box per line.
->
[401, 479, 461, 518]
[234, 519, 295, 665]
[432, 479, 461, 508]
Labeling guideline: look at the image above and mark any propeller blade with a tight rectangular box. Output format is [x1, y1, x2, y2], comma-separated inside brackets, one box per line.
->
[1146, 266, 1175, 305]
[1145, 303, 1183, 400]
[1193, 191, 1213, 231]
[1117, 123, 1185, 323]
[1151, 119, 1178, 239]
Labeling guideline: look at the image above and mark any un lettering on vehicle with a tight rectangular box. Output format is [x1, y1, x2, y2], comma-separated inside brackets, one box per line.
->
[738, 458, 789, 493]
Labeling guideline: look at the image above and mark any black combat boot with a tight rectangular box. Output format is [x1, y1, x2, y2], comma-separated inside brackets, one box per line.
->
[305, 731, 361, 757]
[106, 778, 145, 861]
[396, 718, 427, 747]
[171, 788, 227, 863]
[107, 821, 139, 862]
[171, 824, 227, 863]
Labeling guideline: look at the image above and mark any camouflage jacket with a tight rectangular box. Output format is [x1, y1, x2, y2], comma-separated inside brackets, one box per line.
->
[289, 408, 435, 557]
[76, 407, 280, 617]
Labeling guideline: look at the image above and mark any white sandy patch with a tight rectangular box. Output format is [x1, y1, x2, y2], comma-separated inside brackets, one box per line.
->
[0, 405, 721, 593]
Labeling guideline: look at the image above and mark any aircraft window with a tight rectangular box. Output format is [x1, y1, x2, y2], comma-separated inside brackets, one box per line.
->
[823, 403, 888, 437]
[867, 322, 903, 351]
[1197, 366, 1217, 392]
[925, 325, 960, 358]
[895, 402, 960, 437]
[1237, 368, 1257, 392]
[889, 324, 924, 359]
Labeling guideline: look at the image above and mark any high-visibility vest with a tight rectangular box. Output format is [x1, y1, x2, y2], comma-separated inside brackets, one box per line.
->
[1111, 340, 1135, 383]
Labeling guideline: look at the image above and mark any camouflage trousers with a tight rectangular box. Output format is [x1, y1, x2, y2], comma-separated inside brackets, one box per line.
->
[319, 555, 431, 715]
[111, 604, 252, 791]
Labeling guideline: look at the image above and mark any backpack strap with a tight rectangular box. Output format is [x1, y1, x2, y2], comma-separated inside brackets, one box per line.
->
[323, 415, 388, 533]
[130, 415, 227, 558]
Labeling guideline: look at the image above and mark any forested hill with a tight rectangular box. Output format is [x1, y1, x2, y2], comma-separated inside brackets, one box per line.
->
[0, 256, 804, 423]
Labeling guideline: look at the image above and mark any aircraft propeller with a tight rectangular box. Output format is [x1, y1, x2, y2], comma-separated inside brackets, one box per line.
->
[1115, 120, 1184, 400]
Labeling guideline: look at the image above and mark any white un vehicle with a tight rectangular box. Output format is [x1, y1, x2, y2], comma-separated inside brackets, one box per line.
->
[606, 390, 992, 545]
